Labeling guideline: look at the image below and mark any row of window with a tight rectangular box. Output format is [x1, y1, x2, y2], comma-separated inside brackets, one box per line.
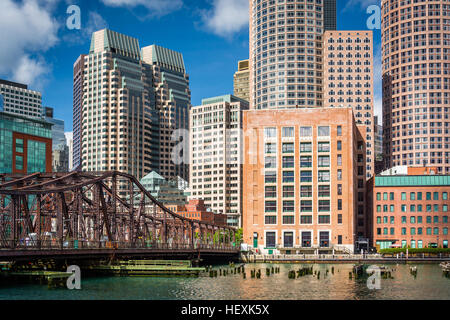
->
[376, 227, 448, 236]
[376, 204, 449, 213]
[376, 215, 449, 224]
[376, 191, 448, 201]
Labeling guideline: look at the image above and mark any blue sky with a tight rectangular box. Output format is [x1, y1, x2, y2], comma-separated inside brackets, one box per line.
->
[0, 0, 382, 132]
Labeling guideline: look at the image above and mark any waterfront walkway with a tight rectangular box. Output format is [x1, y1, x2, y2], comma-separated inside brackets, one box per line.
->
[243, 253, 450, 264]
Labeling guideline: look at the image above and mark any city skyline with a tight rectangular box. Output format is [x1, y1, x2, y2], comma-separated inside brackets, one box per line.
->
[0, 0, 383, 132]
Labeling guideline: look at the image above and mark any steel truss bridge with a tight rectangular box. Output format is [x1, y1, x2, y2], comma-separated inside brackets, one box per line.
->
[0, 171, 239, 262]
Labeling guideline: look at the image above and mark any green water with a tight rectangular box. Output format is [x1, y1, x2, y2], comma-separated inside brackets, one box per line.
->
[0, 263, 448, 300]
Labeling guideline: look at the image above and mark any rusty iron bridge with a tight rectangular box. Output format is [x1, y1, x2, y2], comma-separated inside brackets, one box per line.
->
[0, 172, 240, 262]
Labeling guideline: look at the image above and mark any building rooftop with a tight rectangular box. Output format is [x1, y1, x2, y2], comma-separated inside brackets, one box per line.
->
[142, 44, 185, 72]
[0, 79, 27, 90]
[201, 94, 249, 106]
[375, 175, 450, 187]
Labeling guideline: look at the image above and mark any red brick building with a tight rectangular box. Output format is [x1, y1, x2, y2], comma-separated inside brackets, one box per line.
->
[169, 200, 227, 226]
[368, 166, 450, 250]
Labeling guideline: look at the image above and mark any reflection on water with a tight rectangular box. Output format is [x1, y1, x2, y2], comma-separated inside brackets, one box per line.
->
[0, 263, 449, 300]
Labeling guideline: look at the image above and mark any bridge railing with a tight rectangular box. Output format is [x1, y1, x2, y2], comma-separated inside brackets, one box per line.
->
[0, 240, 239, 252]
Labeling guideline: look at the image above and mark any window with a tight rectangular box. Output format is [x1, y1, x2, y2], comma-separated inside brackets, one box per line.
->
[318, 171, 330, 182]
[401, 228, 407, 235]
[300, 185, 312, 197]
[300, 171, 312, 182]
[426, 192, 431, 200]
[264, 127, 276, 138]
[337, 141, 342, 151]
[337, 126, 342, 136]
[434, 227, 439, 235]
[318, 185, 330, 197]
[283, 216, 295, 225]
[318, 200, 330, 212]
[443, 192, 448, 200]
[410, 192, 416, 200]
[15, 155, 23, 171]
[337, 184, 342, 195]
[383, 193, 388, 200]
[282, 142, 294, 153]
[266, 232, 276, 247]
[338, 199, 342, 210]
[300, 216, 312, 224]
[318, 156, 330, 167]
[283, 171, 295, 183]
[337, 154, 342, 166]
[283, 231, 294, 246]
[337, 169, 342, 181]
[265, 216, 277, 225]
[417, 192, 422, 200]
[300, 142, 312, 152]
[318, 142, 330, 152]
[319, 231, 330, 247]
[283, 201, 295, 212]
[376, 193, 381, 201]
[283, 185, 295, 198]
[265, 171, 276, 183]
[300, 156, 312, 167]
[433, 192, 439, 201]
[265, 201, 277, 213]
[300, 126, 312, 137]
[302, 231, 312, 246]
[282, 156, 295, 168]
[15, 139, 24, 153]
[318, 126, 330, 136]
[265, 143, 277, 154]
[401, 192, 406, 200]
[410, 216, 416, 224]
[390, 192, 395, 200]
[300, 200, 312, 212]
[265, 156, 276, 168]
[282, 127, 294, 137]
[318, 215, 330, 224]
[265, 186, 277, 198]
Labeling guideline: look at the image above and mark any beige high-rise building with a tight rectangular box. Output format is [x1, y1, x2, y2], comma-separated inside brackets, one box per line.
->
[323, 30, 375, 179]
[382, 0, 450, 174]
[190, 95, 249, 227]
[141, 45, 191, 181]
[80, 29, 159, 181]
[248, 0, 337, 110]
[233, 60, 250, 102]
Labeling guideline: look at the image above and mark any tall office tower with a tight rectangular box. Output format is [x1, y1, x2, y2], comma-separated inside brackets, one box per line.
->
[233, 59, 250, 102]
[381, 0, 450, 174]
[323, 30, 375, 179]
[73, 54, 85, 171]
[243, 107, 363, 253]
[0, 79, 42, 118]
[249, 0, 337, 110]
[141, 45, 191, 182]
[190, 95, 249, 227]
[80, 29, 159, 180]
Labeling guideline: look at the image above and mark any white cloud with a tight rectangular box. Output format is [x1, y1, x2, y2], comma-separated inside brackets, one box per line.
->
[0, 0, 59, 88]
[101, 0, 183, 17]
[201, 0, 249, 37]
